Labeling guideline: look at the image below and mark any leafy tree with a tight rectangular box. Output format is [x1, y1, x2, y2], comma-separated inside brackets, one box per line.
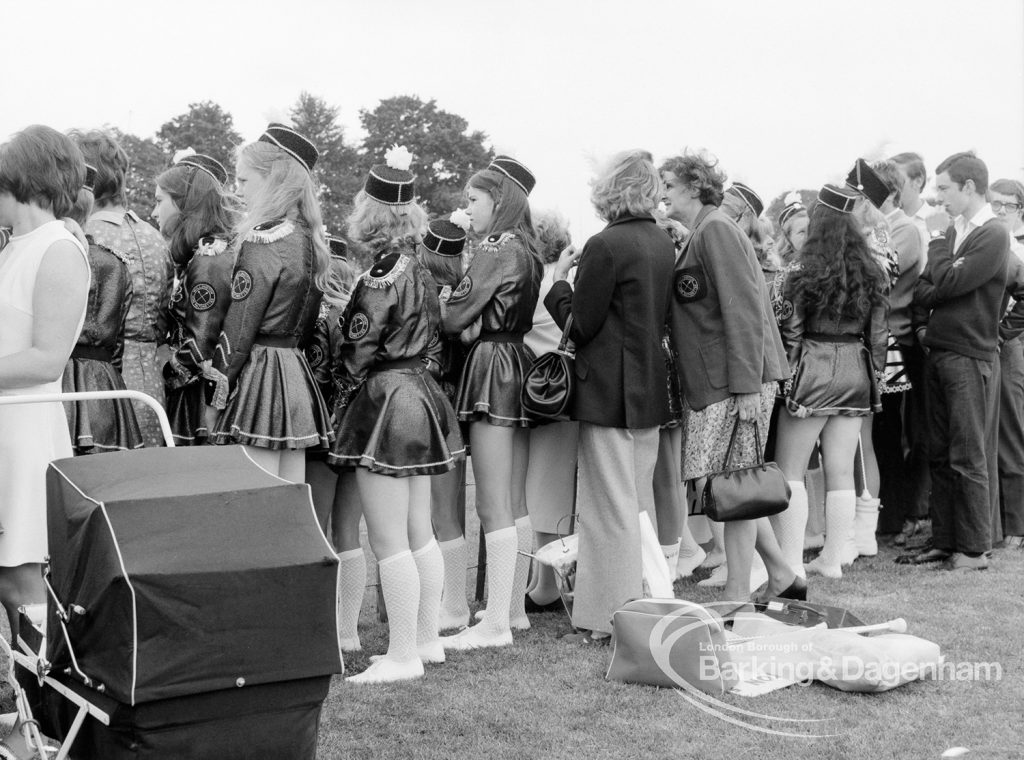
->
[289, 91, 363, 239]
[765, 189, 819, 225]
[109, 127, 168, 221]
[155, 101, 242, 170]
[359, 96, 493, 215]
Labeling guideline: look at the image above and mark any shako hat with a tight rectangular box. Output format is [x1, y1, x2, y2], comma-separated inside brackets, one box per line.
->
[488, 155, 535, 196]
[83, 163, 98, 193]
[364, 145, 416, 205]
[422, 219, 467, 257]
[778, 191, 807, 228]
[818, 184, 859, 214]
[174, 149, 228, 185]
[726, 181, 764, 217]
[259, 123, 319, 173]
[845, 158, 889, 209]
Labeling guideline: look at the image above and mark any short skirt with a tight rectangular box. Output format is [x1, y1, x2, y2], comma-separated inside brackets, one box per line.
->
[455, 339, 536, 427]
[166, 382, 207, 446]
[330, 366, 466, 477]
[62, 358, 145, 453]
[681, 382, 776, 481]
[211, 345, 332, 450]
[786, 338, 880, 418]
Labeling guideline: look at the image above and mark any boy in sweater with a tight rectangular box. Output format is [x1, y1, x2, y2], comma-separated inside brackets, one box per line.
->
[910, 152, 1010, 570]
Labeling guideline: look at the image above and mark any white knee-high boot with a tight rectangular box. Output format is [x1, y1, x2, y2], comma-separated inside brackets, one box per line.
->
[854, 495, 881, 557]
[437, 537, 470, 631]
[771, 481, 809, 579]
[337, 548, 366, 652]
[440, 526, 516, 650]
[413, 539, 445, 664]
[805, 490, 856, 579]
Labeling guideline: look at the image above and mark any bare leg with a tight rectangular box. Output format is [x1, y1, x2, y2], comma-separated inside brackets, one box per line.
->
[0, 564, 44, 642]
[721, 520, 756, 602]
[278, 449, 306, 483]
[305, 459, 337, 534]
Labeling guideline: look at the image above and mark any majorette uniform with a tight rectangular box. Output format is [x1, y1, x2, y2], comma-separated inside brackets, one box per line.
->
[164, 235, 234, 445]
[61, 237, 144, 453]
[207, 219, 331, 449]
[328, 245, 464, 476]
[442, 232, 541, 426]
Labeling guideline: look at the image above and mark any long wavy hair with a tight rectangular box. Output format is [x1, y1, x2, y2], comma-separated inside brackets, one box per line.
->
[346, 189, 427, 259]
[156, 163, 239, 267]
[235, 141, 346, 300]
[789, 203, 887, 323]
[465, 168, 543, 280]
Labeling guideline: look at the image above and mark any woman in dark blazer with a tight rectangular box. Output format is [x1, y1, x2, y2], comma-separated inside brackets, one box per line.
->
[661, 151, 802, 604]
[545, 150, 675, 642]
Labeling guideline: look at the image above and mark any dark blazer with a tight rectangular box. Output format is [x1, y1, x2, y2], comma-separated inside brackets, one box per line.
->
[545, 214, 674, 429]
[667, 205, 788, 411]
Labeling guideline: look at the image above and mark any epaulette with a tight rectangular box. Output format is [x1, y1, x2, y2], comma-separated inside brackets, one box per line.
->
[246, 219, 294, 244]
[362, 252, 409, 289]
[194, 236, 229, 257]
[478, 231, 516, 252]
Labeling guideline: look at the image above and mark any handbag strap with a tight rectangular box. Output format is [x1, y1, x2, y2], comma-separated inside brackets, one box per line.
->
[722, 415, 765, 469]
[558, 314, 576, 357]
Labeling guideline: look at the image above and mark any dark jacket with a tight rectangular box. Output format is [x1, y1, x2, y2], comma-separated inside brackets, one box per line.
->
[545, 214, 674, 429]
[74, 238, 133, 369]
[667, 205, 788, 412]
[913, 218, 1009, 361]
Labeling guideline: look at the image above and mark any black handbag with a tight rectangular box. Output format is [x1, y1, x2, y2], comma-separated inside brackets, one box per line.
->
[700, 418, 791, 521]
[521, 315, 576, 422]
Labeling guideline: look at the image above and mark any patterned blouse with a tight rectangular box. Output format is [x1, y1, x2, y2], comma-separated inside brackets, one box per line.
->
[86, 208, 173, 344]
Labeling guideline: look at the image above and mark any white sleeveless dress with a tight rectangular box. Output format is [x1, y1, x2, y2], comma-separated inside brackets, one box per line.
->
[0, 221, 88, 566]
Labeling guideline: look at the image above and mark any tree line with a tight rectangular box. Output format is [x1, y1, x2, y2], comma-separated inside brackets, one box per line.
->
[112, 93, 494, 266]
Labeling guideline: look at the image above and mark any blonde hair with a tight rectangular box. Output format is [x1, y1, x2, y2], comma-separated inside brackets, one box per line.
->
[590, 150, 660, 222]
[346, 189, 427, 257]
[235, 141, 344, 299]
[533, 210, 571, 265]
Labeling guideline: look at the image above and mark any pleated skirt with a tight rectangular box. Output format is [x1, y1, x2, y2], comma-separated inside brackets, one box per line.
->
[330, 367, 465, 477]
[211, 345, 332, 450]
[454, 340, 536, 427]
[62, 358, 145, 453]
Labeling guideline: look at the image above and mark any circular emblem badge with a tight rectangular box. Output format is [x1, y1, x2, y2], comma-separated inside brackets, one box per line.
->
[231, 269, 253, 301]
[780, 299, 794, 321]
[305, 343, 325, 369]
[450, 276, 472, 302]
[347, 311, 370, 340]
[190, 282, 217, 312]
[676, 273, 699, 299]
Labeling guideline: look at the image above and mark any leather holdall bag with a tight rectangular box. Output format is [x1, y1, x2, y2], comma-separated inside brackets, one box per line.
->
[521, 315, 576, 422]
[700, 418, 791, 522]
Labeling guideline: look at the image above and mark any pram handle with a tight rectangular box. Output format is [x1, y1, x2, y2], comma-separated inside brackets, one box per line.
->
[0, 390, 175, 448]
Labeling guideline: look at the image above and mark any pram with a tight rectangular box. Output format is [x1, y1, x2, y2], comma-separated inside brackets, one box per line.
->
[0, 390, 342, 760]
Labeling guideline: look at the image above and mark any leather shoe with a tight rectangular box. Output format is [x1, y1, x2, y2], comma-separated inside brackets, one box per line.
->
[524, 594, 563, 614]
[754, 576, 808, 604]
[948, 552, 989, 571]
[910, 548, 952, 565]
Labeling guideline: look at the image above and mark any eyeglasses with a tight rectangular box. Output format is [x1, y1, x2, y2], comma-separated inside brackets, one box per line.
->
[991, 201, 1022, 213]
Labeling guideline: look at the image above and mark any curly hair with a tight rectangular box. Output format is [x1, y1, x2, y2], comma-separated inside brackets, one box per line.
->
[589, 150, 660, 222]
[68, 129, 129, 208]
[788, 203, 887, 323]
[659, 150, 727, 207]
[346, 188, 427, 257]
[533, 210, 571, 265]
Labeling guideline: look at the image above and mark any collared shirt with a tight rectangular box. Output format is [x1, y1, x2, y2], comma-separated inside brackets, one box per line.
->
[952, 204, 997, 256]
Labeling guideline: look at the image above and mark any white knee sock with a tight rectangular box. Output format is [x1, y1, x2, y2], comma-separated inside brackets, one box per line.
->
[813, 490, 856, 572]
[412, 540, 444, 653]
[479, 526, 517, 635]
[509, 516, 533, 627]
[437, 537, 470, 629]
[771, 481, 809, 578]
[337, 548, 366, 651]
[377, 551, 420, 663]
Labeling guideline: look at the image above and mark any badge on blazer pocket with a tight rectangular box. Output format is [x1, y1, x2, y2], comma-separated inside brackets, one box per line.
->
[347, 311, 370, 340]
[674, 267, 707, 303]
[190, 282, 217, 312]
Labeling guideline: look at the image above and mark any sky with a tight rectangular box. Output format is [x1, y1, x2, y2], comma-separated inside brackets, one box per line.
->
[3, 0, 1023, 240]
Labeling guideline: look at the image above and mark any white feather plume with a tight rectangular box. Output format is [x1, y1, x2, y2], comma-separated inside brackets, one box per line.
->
[385, 145, 413, 171]
[263, 106, 292, 126]
[173, 147, 197, 165]
[784, 190, 803, 207]
[449, 208, 471, 231]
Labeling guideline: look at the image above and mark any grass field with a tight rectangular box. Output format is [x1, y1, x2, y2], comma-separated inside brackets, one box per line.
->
[321, 504, 1024, 760]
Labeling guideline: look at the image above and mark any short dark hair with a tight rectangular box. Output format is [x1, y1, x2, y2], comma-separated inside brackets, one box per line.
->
[659, 150, 727, 207]
[69, 129, 129, 208]
[871, 160, 904, 208]
[889, 151, 927, 189]
[0, 125, 85, 218]
[936, 151, 988, 196]
[990, 178, 1024, 207]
